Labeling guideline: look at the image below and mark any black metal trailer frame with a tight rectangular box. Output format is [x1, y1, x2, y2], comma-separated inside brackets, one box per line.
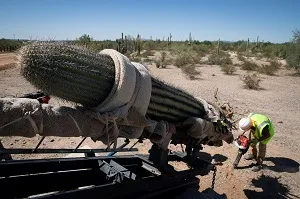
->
[0, 136, 225, 199]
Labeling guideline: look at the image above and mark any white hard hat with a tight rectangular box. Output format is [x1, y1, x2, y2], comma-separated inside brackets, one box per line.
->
[239, 117, 252, 132]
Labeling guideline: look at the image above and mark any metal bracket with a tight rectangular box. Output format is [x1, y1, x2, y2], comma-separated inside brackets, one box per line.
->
[98, 159, 136, 183]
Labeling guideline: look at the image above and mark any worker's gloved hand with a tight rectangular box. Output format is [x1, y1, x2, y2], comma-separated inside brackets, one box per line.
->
[251, 139, 258, 145]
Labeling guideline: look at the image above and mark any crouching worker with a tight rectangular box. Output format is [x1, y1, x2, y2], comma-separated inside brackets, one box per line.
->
[238, 113, 275, 172]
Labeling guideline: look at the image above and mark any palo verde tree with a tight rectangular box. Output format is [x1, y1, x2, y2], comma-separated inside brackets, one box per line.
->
[286, 30, 300, 73]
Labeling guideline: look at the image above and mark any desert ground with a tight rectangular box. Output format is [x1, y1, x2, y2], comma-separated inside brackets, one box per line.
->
[0, 51, 300, 199]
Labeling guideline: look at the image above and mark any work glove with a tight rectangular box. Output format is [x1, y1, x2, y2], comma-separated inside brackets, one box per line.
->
[251, 139, 258, 146]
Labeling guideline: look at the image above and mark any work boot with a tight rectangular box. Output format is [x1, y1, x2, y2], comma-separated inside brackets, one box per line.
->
[244, 154, 256, 160]
[251, 164, 262, 172]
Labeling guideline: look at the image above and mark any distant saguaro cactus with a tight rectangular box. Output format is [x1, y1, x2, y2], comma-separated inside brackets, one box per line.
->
[246, 38, 249, 52]
[136, 34, 141, 55]
[217, 39, 220, 55]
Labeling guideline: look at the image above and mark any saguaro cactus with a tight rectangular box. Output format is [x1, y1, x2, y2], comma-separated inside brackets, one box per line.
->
[19, 42, 115, 107]
[136, 34, 141, 55]
[19, 42, 207, 122]
[246, 38, 249, 52]
[217, 39, 220, 55]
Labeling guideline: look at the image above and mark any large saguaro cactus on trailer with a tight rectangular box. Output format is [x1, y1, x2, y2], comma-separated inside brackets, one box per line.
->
[18, 42, 207, 122]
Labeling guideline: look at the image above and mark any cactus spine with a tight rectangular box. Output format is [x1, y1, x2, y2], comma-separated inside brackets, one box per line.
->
[19, 42, 206, 122]
[148, 78, 205, 122]
[19, 42, 115, 107]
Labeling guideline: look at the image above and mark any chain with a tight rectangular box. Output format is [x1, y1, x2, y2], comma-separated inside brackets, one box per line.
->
[211, 165, 217, 190]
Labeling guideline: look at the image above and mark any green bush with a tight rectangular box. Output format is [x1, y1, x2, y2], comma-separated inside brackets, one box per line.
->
[143, 41, 156, 51]
[207, 53, 232, 65]
[191, 44, 210, 56]
[262, 44, 287, 59]
[0, 38, 23, 52]
[174, 52, 194, 68]
[286, 30, 300, 73]
[237, 43, 247, 52]
[241, 60, 259, 71]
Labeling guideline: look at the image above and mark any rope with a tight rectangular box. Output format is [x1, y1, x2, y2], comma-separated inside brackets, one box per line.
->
[0, 105, 43, 135]
[68, 113, 83, 136]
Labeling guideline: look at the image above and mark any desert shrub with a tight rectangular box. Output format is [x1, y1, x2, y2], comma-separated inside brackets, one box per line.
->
[241, 60, 259, 71]
[141, 50, 155, 58]
[286, 30, 300, 73]
[130, 56, 142, 62]
[240, 73, 261, 90]
[221, 42, 235, 51]
[191, 44, 209, 56]
[155, 51, 168, 68]
[221, 65, 236, 75]
[154, 59, 161, 68]
[174, 52, 194, 68]
[207, 53, 232, 65]
[222, 56, 233, 65]
[181, 64, 201, 80]
[207, 54, 220, 65]
[262, 44, 287, 59]
[255, 53, 264, 60]
[161, 51, 167, 62]
[237, 52, 245, 61]
[143, 58, 152, 63]
[260, 60, 281, 75]
[143, 41, 156, 51]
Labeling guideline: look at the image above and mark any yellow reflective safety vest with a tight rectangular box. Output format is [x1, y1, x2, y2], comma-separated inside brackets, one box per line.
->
[248, 113, 275, 144]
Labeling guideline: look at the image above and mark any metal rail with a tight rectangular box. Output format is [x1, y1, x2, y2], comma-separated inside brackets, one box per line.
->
[0, 148, 138, 154]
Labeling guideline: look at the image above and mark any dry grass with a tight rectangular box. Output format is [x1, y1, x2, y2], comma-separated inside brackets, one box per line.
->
[0, 63, 16, 71]
[221, 64, 236, 75]
[181, 64, 201, 80]
[240, 73, 261, 90]
[260, 60, 281, 75]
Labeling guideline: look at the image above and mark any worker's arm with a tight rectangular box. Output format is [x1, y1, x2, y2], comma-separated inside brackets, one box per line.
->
[238, 130, 248, 137]
[257, 125, 271, 142]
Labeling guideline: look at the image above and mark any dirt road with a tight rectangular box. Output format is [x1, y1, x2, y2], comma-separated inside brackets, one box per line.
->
[0, 53, 299, 198]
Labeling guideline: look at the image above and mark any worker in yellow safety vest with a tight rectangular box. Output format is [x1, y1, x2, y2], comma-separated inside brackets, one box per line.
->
[238, 113, 275, 171]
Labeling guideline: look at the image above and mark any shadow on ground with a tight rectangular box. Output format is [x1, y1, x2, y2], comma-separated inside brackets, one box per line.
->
[235, 157, 299, 173]
[197, 152, 228, 165]
[243, 175, 299, 199]
[265, 157, 299, 173]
